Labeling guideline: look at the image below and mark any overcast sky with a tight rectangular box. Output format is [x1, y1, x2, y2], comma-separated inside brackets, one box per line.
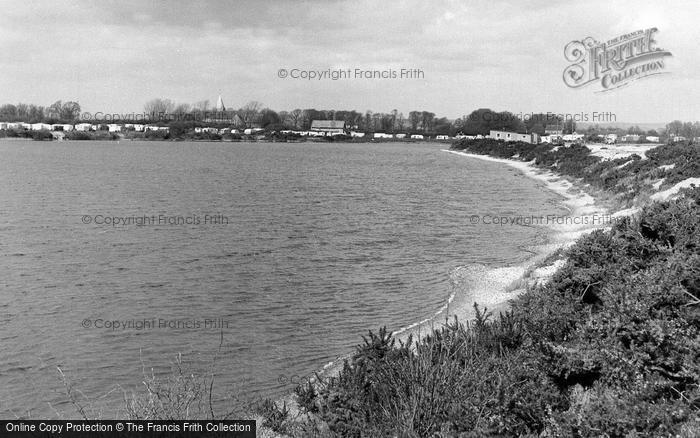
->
[1, 0, 697, 123]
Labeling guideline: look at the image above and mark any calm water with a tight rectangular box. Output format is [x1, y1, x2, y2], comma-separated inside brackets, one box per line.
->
[0, 140, 565, 418]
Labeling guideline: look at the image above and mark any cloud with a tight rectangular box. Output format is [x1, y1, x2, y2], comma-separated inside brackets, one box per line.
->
[0, 0, 698, 122]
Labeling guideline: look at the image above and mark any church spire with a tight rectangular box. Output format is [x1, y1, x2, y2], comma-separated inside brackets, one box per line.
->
[215, 95, 226, 111]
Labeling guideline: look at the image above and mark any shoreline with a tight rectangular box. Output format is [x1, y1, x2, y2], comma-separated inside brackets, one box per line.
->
[265, 146, 632, 433]
[287, 149, 626, 396]
[441, 149, 617, 321]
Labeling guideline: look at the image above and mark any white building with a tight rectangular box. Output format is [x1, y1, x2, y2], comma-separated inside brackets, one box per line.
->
[350, 131, 365, 138]
[605, 134, 617, 144]
[373, 133, 393, 139]
[51, 124, 74, 131]
[562, 133, 585, 142]
[107, 124, 122, 132]
[395, 133, 406, 139]
[436, 135, 450, 140]
[411, 134, 424, 140]
[74, 123, 93, 131]
[30, 123, 52, 131]
[310, 120, 347, 136]
[621, 134, 640, 142]
[489, 130, 538, 144]
[645, 136, 660, 143]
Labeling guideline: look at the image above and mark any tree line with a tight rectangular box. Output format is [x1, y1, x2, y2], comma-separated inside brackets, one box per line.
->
[1, 98, 698, 140]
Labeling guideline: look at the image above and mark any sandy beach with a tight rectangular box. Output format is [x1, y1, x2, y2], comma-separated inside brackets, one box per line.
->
[442, 149, 623, 320]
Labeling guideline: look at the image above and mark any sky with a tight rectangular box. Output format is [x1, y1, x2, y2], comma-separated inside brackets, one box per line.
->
[0, 0, 698, 123]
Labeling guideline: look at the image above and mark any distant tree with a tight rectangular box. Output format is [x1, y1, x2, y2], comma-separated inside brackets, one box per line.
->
[396, 112, 405, 131]
[408, 111, 420, 132]
[260, 108, 281, 128]
[144, 98, 175, 121]
[16, 103, 29, 121]
[665, 120, 683, 137]
[288, 109, 303, 129]
[27, 105, 44, 123]
[461, 108, 525, 135]
[0, 104, 18, 121]
[46, 100, 63, 120]
[238, 101, 263, 128]
[434, 117, 452, 135]
[60, 101, 81, 121]
[681, 121, 699, 140]
[421, 111, 435, 132]
[563, 118, 576, 134]
[363, 111, 373, 132]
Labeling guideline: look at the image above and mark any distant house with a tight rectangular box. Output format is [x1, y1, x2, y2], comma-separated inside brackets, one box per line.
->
[107, 124, 122, 132]
[671, 135, 686, 143]
[373, 133, 393, 139]
[30, 123, 52, 131]
[645, 135, 660, 143]
[310, 120, 347, 136]
[621, 134, 640, 142]
[395, 133, 407, 139]
[411, 134, 424, 140]
[74, 123, 93, 131]
[0, 122, 8, 130]
[51, 124, 74, 131]
[605, 134, 617, 144]
[436, 135, 450, 140]
[489, 130, 538, 144]
[350, 131, 365, 138]
[562, 133, 585, 142]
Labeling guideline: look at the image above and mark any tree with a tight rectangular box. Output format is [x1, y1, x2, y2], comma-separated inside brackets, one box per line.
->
[46, 101, 63, 120]
[396, 112, 405, 131]
[16, 103, 29, 121]
[0, 104, 18, 121]
[288, 109, 303, 129]
[408, 111, 420, 132]
[27, 105, 44, 123]
[144, 98, 175, 121]
[563, 118, 576, 134]
[665, 120, 683, 137]
[363, 111, 373, 132]
[260, 108, 281, 128]
[60, 101, 81, 121]
[238, 101, 263, 128]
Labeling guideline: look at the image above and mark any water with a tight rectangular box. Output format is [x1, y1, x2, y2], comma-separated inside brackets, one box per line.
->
[0, 140, 565, 418]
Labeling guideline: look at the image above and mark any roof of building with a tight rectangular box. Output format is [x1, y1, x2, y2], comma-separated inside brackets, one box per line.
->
[310, 120, 346, 129]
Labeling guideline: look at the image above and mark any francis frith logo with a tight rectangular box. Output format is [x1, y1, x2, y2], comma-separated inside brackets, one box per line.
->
[563, 28, 672, 92]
